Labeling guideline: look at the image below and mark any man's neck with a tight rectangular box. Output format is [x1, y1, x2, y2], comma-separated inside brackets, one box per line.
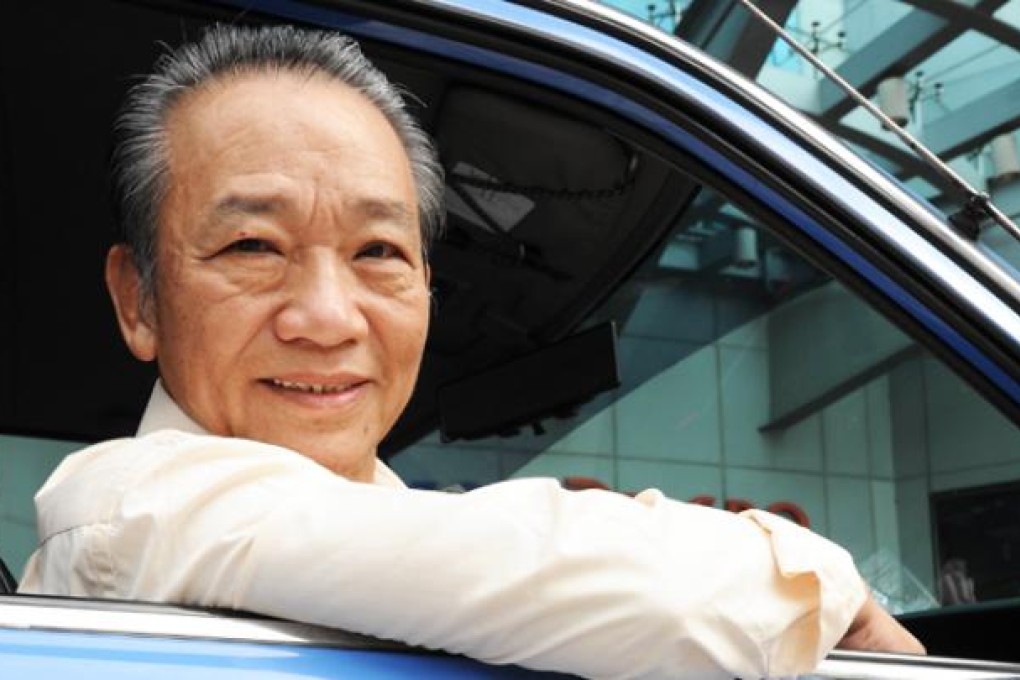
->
[136, 381, 407, 489]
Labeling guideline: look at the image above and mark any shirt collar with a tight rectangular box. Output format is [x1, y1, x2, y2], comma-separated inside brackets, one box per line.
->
[137, 381, 207, 436]
[136, 381, 406, 488]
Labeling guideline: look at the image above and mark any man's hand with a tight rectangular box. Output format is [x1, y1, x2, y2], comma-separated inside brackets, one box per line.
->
[837, 593, 926, 655]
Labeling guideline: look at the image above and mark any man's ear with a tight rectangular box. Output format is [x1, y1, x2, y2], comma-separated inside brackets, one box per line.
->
[105, 245, 158, 362]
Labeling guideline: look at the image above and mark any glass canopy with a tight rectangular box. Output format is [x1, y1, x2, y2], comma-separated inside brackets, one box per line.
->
[600, 0, 1020, 227]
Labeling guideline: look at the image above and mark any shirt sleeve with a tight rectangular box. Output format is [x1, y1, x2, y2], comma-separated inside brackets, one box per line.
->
[36, 431, 867, 679]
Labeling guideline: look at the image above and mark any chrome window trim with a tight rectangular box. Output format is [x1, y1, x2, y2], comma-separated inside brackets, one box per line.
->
[0, 595, 404, 650]
[814, 651, 1020, 679]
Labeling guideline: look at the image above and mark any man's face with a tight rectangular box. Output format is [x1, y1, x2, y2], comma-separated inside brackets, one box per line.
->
[118, 71, 430, 481]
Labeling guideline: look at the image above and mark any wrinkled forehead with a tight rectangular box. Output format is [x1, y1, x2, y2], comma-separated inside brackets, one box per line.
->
[163, 67, 395, 155]
[154, 69, 420, 244]
[168, 65, 411, 165]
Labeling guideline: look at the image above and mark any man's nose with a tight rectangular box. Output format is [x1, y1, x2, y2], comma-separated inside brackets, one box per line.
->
[274, 255, 369, 347]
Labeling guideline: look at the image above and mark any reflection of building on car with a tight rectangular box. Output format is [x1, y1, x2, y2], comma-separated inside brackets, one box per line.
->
[4, 0, 1020, 675]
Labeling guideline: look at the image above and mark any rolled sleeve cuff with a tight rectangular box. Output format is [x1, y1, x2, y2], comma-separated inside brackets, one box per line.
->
[743, 509, 869, 674]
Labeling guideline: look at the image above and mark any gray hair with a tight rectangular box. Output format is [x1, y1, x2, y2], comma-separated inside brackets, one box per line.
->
[112, 23, 444, 295]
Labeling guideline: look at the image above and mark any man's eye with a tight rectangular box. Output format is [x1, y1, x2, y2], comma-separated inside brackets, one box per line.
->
[358, 242, 401, 259]
[226, 238, 275, 254]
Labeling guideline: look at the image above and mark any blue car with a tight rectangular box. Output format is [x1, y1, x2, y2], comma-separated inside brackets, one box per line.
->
[5, 0, 1020, 677]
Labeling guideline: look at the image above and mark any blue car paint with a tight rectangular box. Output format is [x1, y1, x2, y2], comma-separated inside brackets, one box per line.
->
[0, 628, 564, 678]
[210, 0, 1020, 406]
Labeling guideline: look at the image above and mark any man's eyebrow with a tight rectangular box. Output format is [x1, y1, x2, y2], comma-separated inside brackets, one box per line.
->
[356, 198, 415, 227]
[209, 195, 415, 227]
[212, 194, 286, 218]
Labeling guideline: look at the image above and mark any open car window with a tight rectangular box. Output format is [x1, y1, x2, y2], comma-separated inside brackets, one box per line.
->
[2, 1, 1020, 671]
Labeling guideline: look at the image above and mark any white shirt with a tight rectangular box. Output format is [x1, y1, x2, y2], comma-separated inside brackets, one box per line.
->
[20, 383, 866, 679]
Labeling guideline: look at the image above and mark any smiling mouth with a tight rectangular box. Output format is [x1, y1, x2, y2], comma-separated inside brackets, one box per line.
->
[267, 378, 363, 395]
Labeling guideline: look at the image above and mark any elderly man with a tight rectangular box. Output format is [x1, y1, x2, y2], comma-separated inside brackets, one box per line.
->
[20, 24, 922, 679]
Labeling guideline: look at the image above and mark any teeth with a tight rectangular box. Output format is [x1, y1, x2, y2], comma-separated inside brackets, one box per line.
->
[271, 379, 352, 394]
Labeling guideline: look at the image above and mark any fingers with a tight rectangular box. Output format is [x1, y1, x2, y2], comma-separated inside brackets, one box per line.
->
[837, 594, 926, 655]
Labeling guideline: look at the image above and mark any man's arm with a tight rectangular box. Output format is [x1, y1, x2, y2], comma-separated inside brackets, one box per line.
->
[28, 432, 914, 678]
